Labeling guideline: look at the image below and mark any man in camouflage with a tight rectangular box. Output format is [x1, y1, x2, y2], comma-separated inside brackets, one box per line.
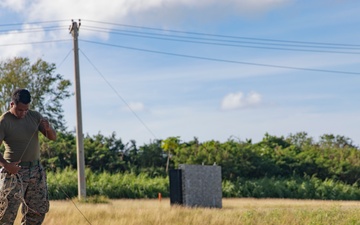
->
[0, 89, 57, 224]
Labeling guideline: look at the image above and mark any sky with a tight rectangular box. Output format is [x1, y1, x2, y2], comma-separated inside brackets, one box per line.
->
[0, 0, 359, 146]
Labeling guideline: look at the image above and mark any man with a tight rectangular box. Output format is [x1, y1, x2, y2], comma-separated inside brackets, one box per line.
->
[0, 88, 56, 224]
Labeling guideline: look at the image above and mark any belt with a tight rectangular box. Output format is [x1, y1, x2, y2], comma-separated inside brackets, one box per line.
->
[19, 160, 40, 167]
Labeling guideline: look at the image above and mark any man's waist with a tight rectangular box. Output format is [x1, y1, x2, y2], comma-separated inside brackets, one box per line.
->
[18, 159, 40, 167]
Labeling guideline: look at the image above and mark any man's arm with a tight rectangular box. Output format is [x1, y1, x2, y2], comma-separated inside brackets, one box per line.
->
[0, 140, 21, 174]
[39, 118, 57, 141]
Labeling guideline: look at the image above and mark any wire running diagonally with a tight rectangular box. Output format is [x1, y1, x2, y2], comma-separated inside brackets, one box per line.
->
[79, 49, 158, 140]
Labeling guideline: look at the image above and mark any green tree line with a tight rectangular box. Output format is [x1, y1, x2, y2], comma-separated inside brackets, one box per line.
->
[39, 131, 360, 200]
[38, 131, 360, 186]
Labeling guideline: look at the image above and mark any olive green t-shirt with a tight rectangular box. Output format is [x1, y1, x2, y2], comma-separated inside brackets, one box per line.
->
[0, 110, 42, 162]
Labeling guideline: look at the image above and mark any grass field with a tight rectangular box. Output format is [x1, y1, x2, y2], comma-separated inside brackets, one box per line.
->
[14, 198, 360, 225]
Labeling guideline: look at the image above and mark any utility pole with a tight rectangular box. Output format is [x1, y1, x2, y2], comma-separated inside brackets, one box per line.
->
[70, 19, 86, 200]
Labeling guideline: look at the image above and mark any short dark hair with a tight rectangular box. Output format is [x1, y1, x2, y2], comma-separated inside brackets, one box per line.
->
[12, 89, 31, 105]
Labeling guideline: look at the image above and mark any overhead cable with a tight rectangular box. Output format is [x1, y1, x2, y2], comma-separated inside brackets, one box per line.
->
[80, 26, 360, 55]
[83, 19, 360, 48]
[80, 39, 360, 76]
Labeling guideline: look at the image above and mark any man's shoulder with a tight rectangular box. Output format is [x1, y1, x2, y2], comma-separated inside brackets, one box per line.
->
[26, 110, 42, 119]
[25, 110, 42, 123]
[0, 111, 12, 121]
[0, 112, 12, 130]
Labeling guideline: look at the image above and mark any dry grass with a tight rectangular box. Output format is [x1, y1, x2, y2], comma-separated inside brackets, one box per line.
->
[14, 198, 360, 225]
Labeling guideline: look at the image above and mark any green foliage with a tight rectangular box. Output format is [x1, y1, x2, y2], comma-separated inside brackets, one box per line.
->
[47, 167, 78, 199]
[0, 57, 72, 130]
[222, 176, 360, 200]
[47, 169, 360, 201]
[136, 140, 168, 177]
[84, 132, 125, 172]
[40, 131, 77, 171]
[41, 131, 360, 185]
[41, 131, 360, 200]
[161, 136, 180, 172]
[47, 169, 169, 200]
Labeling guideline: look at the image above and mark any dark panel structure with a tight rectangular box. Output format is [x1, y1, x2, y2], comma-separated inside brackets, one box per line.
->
[169, 169, 183, 205]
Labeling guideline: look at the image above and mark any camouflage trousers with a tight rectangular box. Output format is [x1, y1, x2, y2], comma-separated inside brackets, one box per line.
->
[0, 164, 49, 225]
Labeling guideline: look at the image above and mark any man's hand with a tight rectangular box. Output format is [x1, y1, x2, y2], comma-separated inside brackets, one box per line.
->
[3, 161, 21, 174]
[40, 118, 51, 131]
[40, 118, 57, 141]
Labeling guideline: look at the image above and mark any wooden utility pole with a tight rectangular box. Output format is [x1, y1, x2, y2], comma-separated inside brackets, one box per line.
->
[70, 19, 86, 200]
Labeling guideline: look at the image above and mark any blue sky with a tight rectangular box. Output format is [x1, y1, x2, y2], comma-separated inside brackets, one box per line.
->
[1, 0, 359, 146]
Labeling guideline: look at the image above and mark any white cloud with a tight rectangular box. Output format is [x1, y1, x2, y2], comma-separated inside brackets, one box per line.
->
[221, 91, 262, 110]
[0, 0, 27, 12]
[123, 102, 145, 112]
[3, 0, 291, 28]
[0, 24, 47, 60]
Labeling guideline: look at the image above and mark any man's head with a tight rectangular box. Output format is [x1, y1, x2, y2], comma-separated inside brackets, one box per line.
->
[10, 88, 31, 119]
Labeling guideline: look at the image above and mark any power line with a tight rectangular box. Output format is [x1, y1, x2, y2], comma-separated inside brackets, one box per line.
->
[81, 25, 360, 51]
[80, 26, 360, 55]
[0, 39, 71, 47]
[1, 19, 358, 49]
[83, 19, 360, 48]
[0, 20, 69, 27]
[0, 20, 358, 76]
[80, 39, 360, 76]
[1, 20, 359, 56]
[0, 26, 67, 34]
[4, 22, 357, 55]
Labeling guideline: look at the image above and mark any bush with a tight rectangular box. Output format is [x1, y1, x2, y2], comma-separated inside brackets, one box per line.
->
[222, 176, 360, 200]
[47, 168, 168, 200]
[47, 169, 360, 200]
